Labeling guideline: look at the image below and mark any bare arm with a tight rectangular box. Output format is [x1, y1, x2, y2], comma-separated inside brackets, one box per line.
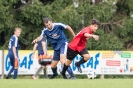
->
[84, 33, 99, 40]
[66, 25, 75, 38]
[12, 46, 18, 59]
[32, 36, 43, 44]
[12, 46, 19, 69]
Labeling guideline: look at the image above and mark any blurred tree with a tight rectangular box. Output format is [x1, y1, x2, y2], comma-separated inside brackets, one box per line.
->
[0, 0, 132, 50]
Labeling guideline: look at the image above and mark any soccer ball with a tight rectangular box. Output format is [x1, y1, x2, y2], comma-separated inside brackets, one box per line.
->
[87, 70, 96, 79]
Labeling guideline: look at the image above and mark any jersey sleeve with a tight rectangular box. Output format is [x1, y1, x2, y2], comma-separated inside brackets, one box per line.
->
[40, 28, 46, 36]
[57, 23, 67, 29]
[12, 36, 18, 47]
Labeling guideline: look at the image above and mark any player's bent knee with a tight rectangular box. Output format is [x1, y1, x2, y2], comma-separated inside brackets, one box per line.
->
[65, 60, 72, 66]
[60, 60, 65, 64]
[51, 64, 57, 68]
[84, 54, 90, 61]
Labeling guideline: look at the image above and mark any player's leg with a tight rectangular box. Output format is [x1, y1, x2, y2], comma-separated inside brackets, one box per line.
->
[49, 50, 60, 79]
[42, 65, 48, 79]
[60, 42, 75, 79]
[61, 47, 77, 78]
[50, 61, 58, 79]
[32, 55, 45, 79]
[13, 59, 19, 79]
[6, 57, 14, 79]
[60, 54, 75, 79]
[75, 48, 90, 73]
[32, 66, 43, 79]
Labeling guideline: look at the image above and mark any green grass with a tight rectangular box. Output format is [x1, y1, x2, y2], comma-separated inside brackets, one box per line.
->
[0, 79, 133, 88]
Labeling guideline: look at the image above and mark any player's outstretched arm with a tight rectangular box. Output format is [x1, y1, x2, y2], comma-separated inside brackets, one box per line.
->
[32, 36, 43, 44]
[66, 25, 75, 38]
[84, 33, 99, 40]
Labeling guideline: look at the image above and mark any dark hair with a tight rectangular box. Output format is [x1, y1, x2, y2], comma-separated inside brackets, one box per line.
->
[90, 19, 100, 26]
[43, 17, 51, 23]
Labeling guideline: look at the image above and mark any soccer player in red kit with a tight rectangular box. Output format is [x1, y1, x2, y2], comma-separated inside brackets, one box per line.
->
[61, 19, 100, 78]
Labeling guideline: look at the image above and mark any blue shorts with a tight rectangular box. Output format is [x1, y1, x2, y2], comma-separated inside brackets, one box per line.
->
[53, 42, 68, 61]
[9, 56, 15, 66]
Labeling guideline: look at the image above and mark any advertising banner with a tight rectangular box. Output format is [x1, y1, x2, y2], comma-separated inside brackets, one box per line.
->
[4, 50, 56, 75]
[4, 50, 133, 75]
[72, 51, 133, 75]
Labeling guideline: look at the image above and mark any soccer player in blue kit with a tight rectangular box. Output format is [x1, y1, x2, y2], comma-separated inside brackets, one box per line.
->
[32, 17, 75, 79]
[31, 37, 48, 79]
[6, 28, 22, 79]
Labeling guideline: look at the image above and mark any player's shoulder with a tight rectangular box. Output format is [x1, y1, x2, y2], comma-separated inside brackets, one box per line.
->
[11, 35, 17, 39]
[83, 26, 90, 29]
[42, 27, 48, 32]
[82, 26, 91, 31]
[10, 36, 14, 41]
[10, 35, 18, 41]
[53, 23, 66, 26]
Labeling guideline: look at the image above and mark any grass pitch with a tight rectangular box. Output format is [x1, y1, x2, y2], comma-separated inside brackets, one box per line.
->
[0, 79, 133, 88]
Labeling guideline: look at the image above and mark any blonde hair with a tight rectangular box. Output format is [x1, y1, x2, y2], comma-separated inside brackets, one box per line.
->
[15, 28, 22, 32]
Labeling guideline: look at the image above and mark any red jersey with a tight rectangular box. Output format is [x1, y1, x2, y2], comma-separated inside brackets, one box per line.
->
[68, 26, 93, 52]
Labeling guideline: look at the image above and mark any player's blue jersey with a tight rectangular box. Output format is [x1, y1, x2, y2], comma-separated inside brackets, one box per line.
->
[37, 37, 46, 55]
[8, 35, 19, 58]
[41, 23, 68, 50]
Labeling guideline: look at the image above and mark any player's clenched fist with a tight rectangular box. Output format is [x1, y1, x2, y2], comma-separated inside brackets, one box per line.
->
[92, 35, 99, 40]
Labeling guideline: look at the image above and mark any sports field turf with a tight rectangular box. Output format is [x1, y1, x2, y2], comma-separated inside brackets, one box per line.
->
[0, 79, 132, 88]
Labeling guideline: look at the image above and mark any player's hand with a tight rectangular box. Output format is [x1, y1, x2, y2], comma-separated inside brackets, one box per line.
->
[32, 39, 37, 44]
[43, 54, 47, 56]
[92, 35, 99, 40]
[14, 56, 18, 60]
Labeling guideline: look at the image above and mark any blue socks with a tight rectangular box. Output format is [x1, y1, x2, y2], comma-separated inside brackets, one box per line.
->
[7, 66, 14, 77]
[13, 69, 18, 79]
[51, 67, 58, 75]
[67, 66, 74, 77]
[7, 67, 18, 79]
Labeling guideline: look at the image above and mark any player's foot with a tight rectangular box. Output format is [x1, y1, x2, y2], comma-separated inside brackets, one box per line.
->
[60, 72, 67, 79]
[69, 76, 76, 80]
[49, 73, 58, 79]
[31, 76, 37, 79]
[44, 75, 49, 79]
[75, 62, 82, 73]
[5, 76, 9, 79]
